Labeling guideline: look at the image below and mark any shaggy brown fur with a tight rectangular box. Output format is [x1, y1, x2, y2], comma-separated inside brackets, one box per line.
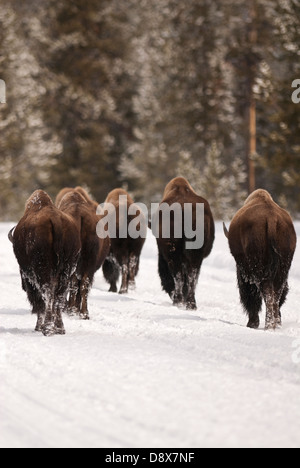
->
[154, 177, 215, 310]
[225, 189, 297, 330]
[102, 189, 147, 294]
[55, 186, 98, 211]
[9, 190, 81, 336]
[58, 190, 110, 319]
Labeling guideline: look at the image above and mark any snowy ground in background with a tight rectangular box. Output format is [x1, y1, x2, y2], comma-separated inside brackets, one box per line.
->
[0, 222, 300, 448]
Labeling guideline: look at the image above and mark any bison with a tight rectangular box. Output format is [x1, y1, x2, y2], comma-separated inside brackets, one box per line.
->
[57, 189, 110, 320]
[224, 189, 297, 330]
[101, 188, 147, 294]
[153, 177, 215, 310]
[9, 190, 81, 336]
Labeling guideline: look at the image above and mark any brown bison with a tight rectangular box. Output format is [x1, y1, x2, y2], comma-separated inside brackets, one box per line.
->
[9, 190, 81, 336]
[101, 189, 147, 294]
[153, 177, 215, 310]
[58, 189, 110, 319]
[224, 189, 297, 330]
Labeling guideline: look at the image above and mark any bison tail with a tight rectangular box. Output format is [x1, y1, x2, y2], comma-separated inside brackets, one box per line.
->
[223, 222, 229, 239]
[51, 220, 64, 273]
[8, 226, 16, 244]
[266, 217, 292, 282]
[267, 218, 281, 256]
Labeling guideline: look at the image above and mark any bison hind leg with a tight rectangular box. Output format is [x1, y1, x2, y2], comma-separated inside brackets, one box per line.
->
[279, 282, 289, 309]
[128, 254, 140, 291]
[263, 282, 284, 331]
[68, 274, 81, 315]
[35, 314, 44, 332]
[41, 283, 61, 337]
[103, 255, 120, 293]
[21, 274, 45, 332]
[173, 272, 185, 308]
[158, 252, 175, 300]
[53, 304, 66, 334]
[79, 275, 92, 320]
[273, 282, 289, 328]
[185, 268, 200, 311]
[119, 260, 130, 295]
[237, 268, 262, 329]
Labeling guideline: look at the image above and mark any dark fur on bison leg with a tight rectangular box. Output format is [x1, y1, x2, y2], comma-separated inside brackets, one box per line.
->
[237, 267, 262, 329]
[79, 275, 91, 320]
[42, 323, 56, 337]
[54, 315, 66, 335]
[41, 288, 57, 337]
[33, 300, 46, 332]
[264, 293, 277, 330]
[185, 268, 200, 311]
[103, 256, 120, 293]
[22, 275, 45, 317]
[272, 284, 287, 328]
[173, 272, 185, 308]
[109, 284, 118, 293]
[247, 314, 260, 329]
[128, 254, 139, 291]
[119, 263, 129, 294]
[158, 252, 175, 300]
[186, 301, 197, 311]
[276, 282, 288, 327]
[35, 312, 45, 332]
[53, 295, 66, 334]
[263, 284, 281, 331]
[42, 319, 56, 336]
[68, 274, 81, 315]
[279, 283, 289, 309]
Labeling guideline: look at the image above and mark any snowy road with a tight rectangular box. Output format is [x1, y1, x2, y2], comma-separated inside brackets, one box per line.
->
[0, 222, 300, 448]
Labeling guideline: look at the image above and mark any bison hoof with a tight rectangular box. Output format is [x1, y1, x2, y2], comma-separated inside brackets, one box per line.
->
[186, 302, 197, 311]
[67, 308, 79, 317]
[42, 323, 56, 337]
[55, 327, 66, 335]
[265, 322, 277, 331]
[80, 313, 90, 321]
[173, 301, 185, 310]
[109, 285, 118, 293]
[247, 320, 260, 329]
[119, 289, 128, 295]
[276, 317, 282, 328]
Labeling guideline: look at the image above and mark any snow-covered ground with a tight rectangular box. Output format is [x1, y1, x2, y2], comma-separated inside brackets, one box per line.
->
[0, 222, 300, 448]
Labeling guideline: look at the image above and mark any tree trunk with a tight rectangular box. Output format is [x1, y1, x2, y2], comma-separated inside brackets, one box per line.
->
[248, 95, 256, 194]
[247, 0, 257, 194]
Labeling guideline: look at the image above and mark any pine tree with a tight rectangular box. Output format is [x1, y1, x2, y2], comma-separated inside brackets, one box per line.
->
[176, 142, 247, 220]
[0, 2, 55, 219]
[258, 0, 300, 212]
[0, 0, 299, 220]
[120, 0, 236, 203]
[223, 0, 300, 211]
[41, 0, 137, 202]
[119, 0, 176, 202]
